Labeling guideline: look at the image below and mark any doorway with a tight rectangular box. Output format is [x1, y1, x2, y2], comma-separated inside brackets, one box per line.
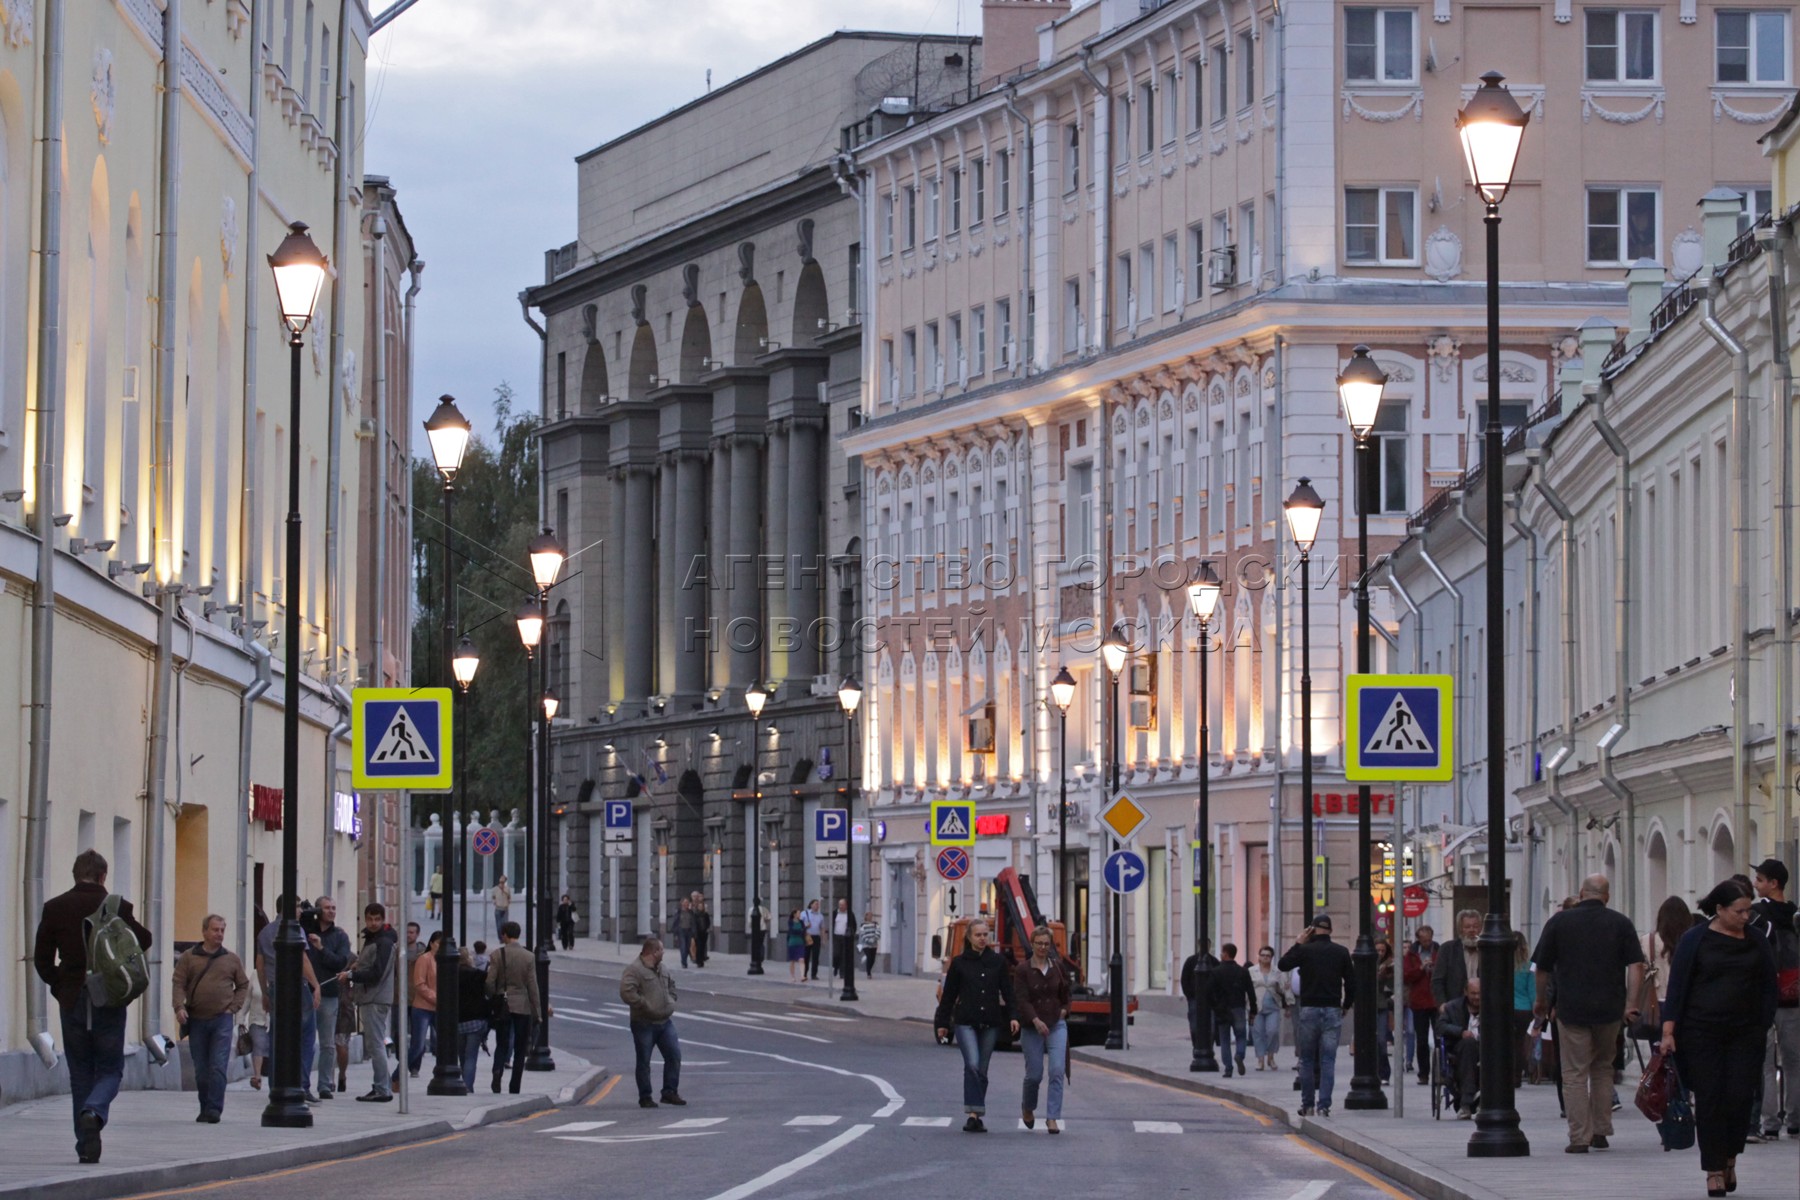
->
[889, 861, 914, 975]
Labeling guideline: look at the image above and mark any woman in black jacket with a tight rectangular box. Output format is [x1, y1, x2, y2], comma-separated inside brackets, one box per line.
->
[933, 920, 1019, 1132]
[1660, 878, 1778, 1197]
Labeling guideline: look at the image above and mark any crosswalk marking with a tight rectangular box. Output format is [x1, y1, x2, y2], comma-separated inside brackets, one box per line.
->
[1134, 1120, 1183, 1134]
[663, 1117, 729, 1129]
[785, 1115, 842, 1126]
[902, 1116, 953, 1127]
[542, 1120, 615, 1134]
[1283, 1183, 1335, 1200]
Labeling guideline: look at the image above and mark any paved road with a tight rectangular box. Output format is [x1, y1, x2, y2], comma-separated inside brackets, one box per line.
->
[136, 963, 1420, 1200]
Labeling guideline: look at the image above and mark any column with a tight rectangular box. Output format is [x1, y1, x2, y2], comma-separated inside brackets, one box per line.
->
[657, 457, 679, 695]
[765, 423, 791, 681]
[708, 439, 732, 689]
[621, 466, 655, 699]
[729, 435, 763, 688]
[674, 450, 708, 699]
[609, 470, 629, 705]
[785, 417, 822, 682]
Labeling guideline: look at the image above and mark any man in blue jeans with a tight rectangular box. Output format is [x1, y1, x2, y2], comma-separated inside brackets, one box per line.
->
[1279, 915, 1356, 1117]
[257, 894, 323, 1101]
[172, 914, 250, 1121]
[620, 936, 684, 1107]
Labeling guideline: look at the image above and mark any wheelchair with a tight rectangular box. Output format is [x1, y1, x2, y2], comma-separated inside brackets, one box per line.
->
[1429, 1033, 1478, 1119]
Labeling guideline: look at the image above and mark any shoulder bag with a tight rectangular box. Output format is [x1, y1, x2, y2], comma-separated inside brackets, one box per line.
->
[486, 947, 514, 1027]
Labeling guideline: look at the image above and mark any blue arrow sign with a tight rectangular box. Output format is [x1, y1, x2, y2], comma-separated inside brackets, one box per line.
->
[815, 808, 849, 843]
[1103, 849, 1147, 895]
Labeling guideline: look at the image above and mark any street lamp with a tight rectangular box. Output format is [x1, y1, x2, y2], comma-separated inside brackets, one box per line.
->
[1186, 563, 1222, 1072]
[1459, 69, 1531, 1160]
[1100, 623, 1129, 1051]
[745, 684, 770, 975]
[837, 675, 863, 1002]
[543, 691, 560, 721]
[1284, 478, 1325, 930]
[526, 528, 565, 1072]
[452, 635, 480, 946]
[422, 393, 472, 1098]
[262, 220, 326, 1129]
[1049, 665, 1077, 948]
[1337, 346, 1388, 1112]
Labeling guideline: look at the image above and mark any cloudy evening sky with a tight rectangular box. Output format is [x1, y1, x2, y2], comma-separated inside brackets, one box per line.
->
[366, 0, 980, 454]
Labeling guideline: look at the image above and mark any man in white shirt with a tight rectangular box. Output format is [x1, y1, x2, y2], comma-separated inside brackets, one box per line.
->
[832, 899, 854, 986]
[801, 901, 825, 981]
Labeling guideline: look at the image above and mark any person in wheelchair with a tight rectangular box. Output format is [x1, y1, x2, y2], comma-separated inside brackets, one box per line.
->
[1437, 980, 1483, 1119]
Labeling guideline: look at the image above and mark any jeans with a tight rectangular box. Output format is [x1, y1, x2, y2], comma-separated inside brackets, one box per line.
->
[493, 1011, 534, 1093]
[805, 934, 822, 979]
[954, 1024, 1000, 1114]
[1252, 1005, 1282, 1057]
[360, 1002, 392, 1097]
[494, 909, 509, 939]
[1756, 1007, 1800, 1132]
[61, 999, 127, 1137]
[1216, 1007, 1249, 1073]
[677, 931, 691, 968]
[188, 1011, 234, 1115]
[269, 996, 319, 1091]
[630, 1018, 682, 1099]
[1021, 1020, 1067, 1119]
[862, 946, 877, 978]
[1557, 1020, 1621, 1147]
[407, 1007, 435, 1074]
[834, 935, 854, 983]
[315, 995, 339, 1093]
[460, 1023, 486, 1092]
[1294, 1006, 1344, 1111]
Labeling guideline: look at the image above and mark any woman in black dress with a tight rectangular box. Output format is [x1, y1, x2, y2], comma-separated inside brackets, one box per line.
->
[1660, 878, 1778, 1197]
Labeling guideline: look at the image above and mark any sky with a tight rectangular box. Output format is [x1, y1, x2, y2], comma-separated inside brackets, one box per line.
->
[365, 0, 982, 457]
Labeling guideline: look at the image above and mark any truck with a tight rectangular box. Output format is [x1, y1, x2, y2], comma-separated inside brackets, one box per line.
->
[932, 866, 1135, 1047]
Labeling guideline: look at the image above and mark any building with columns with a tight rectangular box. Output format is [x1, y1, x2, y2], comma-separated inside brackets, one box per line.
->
[840, 0, 1792, 991]
[524, 32, 976, 951]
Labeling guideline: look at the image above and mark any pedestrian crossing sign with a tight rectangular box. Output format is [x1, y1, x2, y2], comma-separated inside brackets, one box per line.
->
[351, 687, 454, 792]
[1344, 674, 1453, 782]
[930, 800, 976, 846]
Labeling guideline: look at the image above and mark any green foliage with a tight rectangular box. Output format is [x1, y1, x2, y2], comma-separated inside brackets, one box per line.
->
[410, 383, 541, 824]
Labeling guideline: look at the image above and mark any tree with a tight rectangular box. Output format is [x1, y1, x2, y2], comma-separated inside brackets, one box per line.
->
[411, 383, 540, 828]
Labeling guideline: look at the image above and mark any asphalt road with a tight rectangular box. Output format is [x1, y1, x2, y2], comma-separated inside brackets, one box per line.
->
[144, 963, 1421, 1200]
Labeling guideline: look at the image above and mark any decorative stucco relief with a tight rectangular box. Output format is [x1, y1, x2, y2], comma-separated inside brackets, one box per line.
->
[1424, 226, 1462, 281]
[91, 47, 115, 143]
[1581, 90, 1663, 124]
[1712, 90, 1794, 124]
[1341, 90, 1423, 123]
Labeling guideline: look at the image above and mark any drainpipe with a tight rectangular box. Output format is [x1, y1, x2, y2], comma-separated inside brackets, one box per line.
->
[1077, 49, 1111, 354]
[395, 260, 421, 905]
[1589, 377, 1635, 919]
[369, 214, 388, 691]
[1534, 465, 1579, 879]
[1762, 221, 1795, 866]
[1416, 533, 1463, 830]
[1269, 335, 1286, 936]
[1455, 490, 1485, 549]
[1508, 490, 1542, 941]
[237, 641, 272, 961]
[240, 0, 265, 675]
[1002, 86, 1033, 372]
[23, 0, 67, 1060]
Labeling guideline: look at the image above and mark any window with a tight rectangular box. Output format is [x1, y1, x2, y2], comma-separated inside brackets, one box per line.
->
[925, 321, 941, 390]
[996, 150, 1012, 214]
[997, 298, 1013, 366]
[1188, 225, 1206, 301]
[1736, 185, 1774, 233]
[1717, 11, 1789, 83]
[1063, 123, 1081, 192]
[903, 185, 917, 249]
[971, 306, 987, 375]
[1068, 463, 1096, 559]
[1064, 278, 1084, 354]
[1163, 234, 1180, 312]
[1162, 69, 1180, 142]
[1114, 93, 1132, 167]
[1344, 187, 1418, 263]
[971, 158, 986, 223]
[1344, 8, 1416, 83]
[1212, 43, 1229, 118]
[1115, 254, 1134, 329]
[949, 314, 964, 383]
[1370, 402, 1409, 514]
[1475, 401, 1530, 433]
[1264, 19, 1278, 97]
[1139, 81, 1157, 154]
[949, 169, 963, 233]
[902, 328, 917, 395]
[880, 193, 895, 256]
[1585, 10, 1658, 82]
[1240, 201, 1258, 274]
[1139, 244, 1155, 321]
[1187, 56, 1205, 130]
[881, 339, 896, 404]
[1239, 31, 1257, 108]
[1024, 291, 1036, 365]
[1586, 186, 1659, 264]
[925, 177, 941, 241]
[848, 243, 862, 315]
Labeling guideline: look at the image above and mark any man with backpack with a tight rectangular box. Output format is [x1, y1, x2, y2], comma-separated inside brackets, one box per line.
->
[1749, 859, 1799, 1140]
[32, 849, 153, 1164]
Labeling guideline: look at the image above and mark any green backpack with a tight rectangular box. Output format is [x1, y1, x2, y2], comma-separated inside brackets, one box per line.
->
[83, 895, 150, 1009]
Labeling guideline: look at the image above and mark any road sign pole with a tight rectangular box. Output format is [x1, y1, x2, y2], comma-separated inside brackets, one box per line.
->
[1344, 433, 1386, 1113]
[840, 709, 859, 1003]
[1106, 669, 1125, 1052]
[1192, 611, 1217, 1073]
[427, 482, 466, 1098]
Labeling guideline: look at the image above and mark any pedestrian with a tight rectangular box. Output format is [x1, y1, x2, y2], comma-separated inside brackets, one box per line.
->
[1375, 939, 1396, 1084]
[858, 911, 882, 979]
[333, 982, 355, 1097]
[1014, 925, 1070, 1134]
[256, 894, 324, 1103]
[1210, 943, 1257, 1077]
[336, 901, 398, 1102]
[1531, 873, 1646, 1153]
[490, 875, 512, 940]
[832, 898, 855, 986]
[408, 930, 441, 1077]
[171, 914, 249, 1123]
[455, 945, 489, 1093]
[486, 920, 542, 1094]
[1179, 939, 1220, 1065]
[933, 919, 1019, 1132]
[1249, 945, 1290, 1070]
[32, 850, 154, 1164]
[673, 897, 695, 969]
[306, 896, 351, 1099]
[427, 870, 442, 918]
[747, 895, 772, 972]
[620, 935, 684, 1108]
[1278, 914, 1354, 1118]
[244, 947, 270, 1091]
[802, 900, 825, 980]
[1404, 925, 1439, 1083]
[472, 940, 491, 972]
[1661, 877, 1779, 1197]
[1431, 909, 1482, 1009]
[404, 921, 424, 967]
[1748, 858, 1799, 1141]
[1509, 931, 1535, 1088]
[1437, 980, 1483, 1118]
[786, 909, 807, 982]
[692, 893, 712, 968]
[557, 893, 578, 951]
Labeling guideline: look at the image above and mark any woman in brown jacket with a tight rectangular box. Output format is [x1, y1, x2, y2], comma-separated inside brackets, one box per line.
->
[1014, 925, 1072, 1133]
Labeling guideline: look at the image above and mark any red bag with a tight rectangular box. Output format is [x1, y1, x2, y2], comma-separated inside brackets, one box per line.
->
[1778, 967, 1798, 1007]
[1635, 1048, 1675, 1124]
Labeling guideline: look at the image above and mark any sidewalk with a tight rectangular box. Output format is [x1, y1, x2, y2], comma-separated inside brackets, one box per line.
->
[560, 941, 1799, 1200]
[0, 1053, 606, 1200]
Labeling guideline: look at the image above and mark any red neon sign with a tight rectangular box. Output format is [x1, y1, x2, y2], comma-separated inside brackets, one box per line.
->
[974, 814, 1010, 836]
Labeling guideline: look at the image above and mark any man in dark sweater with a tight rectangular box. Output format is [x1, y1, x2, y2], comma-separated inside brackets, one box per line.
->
[1279, 915, 1355, 1117]
[1208, 943, 1258, 1077]
[32, 850, 152, 1163]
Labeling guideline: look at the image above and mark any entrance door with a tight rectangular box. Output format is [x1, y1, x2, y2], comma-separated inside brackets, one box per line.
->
[889, 861, 914, 975]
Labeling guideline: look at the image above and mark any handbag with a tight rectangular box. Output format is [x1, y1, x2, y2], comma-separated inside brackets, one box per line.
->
[176, 949, 222, 1039]
[1635, 1047, 1675, 1123]
[486, 947, 514, 1026]
[1657, 1063, 1696, 1151]
[1628, 961, 1662, 1042]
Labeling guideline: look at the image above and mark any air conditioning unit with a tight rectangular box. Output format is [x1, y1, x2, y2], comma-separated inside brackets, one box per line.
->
[809, 674, 837, 698]
[1208, 245, 1238, 290]
[966, 710, 996, 753]
[1001, 342, 1017, 368]
[1128, 696, 1156, 730]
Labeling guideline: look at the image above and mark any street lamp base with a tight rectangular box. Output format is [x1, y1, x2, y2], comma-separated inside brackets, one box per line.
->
[260, 1095, 314, 1127]
[1189, 1048, 1219, 1073]
[1343, 1076, 1389, 1110]
[747, 964, 765, 975]
[839, 982, 860, 1002]
[1467, 1107, 1531, 1157]
[426, 1071, 470, 1097]
[524, 1053, 556, 1072]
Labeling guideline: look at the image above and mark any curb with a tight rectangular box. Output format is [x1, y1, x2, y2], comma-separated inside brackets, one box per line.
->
[4, 1059, 612, 1200]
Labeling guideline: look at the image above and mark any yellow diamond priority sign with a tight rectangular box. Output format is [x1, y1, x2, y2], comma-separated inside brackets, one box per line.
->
[1098, 791, 1150, 844]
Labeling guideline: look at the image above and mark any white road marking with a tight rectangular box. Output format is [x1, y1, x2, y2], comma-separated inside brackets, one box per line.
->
[542, 1120, 615, 1133]
[678, 1035, 906, 1118]
[902, 1116, 952, 1127]
[663, 1117, 730, 1128]
[681, 1060, 731, 1067]
[671, 1012, 832, 1043]
[703, 1123, 875, 1200]
[1134, 1120, 1183, 1134]
[1283, 1183, 1335, 1200]
[785, 1115, 842, 1126]
[553, 1013, 628, 1032]
[558, 1132, 721, 1144]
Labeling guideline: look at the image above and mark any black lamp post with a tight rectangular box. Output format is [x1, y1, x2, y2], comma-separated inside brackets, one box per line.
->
[1458, 69, 1532, 1160]
[526, 528, 565, 1072]
[837, 675, 863, 1002]
[452, 636, 480, 949]
[1187, 563, 1222, 1073]
[1284, 478, 1325, 929]
[1049, 666, 1077, 946]
[1337, 346, 1389, 1112]
[745, 684, 769, 975]
[1100, 624, 1129, 1051]
[422, 394, 473, 1097]
[261, 221, 326, 1129]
